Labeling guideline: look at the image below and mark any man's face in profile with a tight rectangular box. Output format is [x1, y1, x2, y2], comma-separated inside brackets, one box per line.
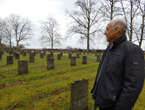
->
[104, 22, 120, 43]
[104, 23, 114, 43]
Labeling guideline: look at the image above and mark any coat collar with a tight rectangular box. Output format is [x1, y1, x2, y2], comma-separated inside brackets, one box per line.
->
[109, 34, 127, 50]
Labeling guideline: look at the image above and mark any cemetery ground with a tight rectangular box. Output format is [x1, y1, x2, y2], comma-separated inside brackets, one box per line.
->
[0, 52, 145, 110]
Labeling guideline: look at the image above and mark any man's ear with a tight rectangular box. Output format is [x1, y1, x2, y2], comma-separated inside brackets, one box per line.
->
[115, 26, 121, 33]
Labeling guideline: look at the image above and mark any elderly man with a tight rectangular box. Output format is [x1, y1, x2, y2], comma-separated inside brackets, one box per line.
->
[91, 18, 145, 110]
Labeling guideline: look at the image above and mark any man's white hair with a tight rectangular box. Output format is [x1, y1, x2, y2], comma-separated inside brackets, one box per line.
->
[111, 18, 127, 34]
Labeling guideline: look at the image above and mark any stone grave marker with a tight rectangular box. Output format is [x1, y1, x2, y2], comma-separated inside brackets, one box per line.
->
[29, 53, 35, 63]
[14, 53, 20, 60]
[70, 79, 88, 110]
[57, 53, 62, 60]
[71, 56, 76, 66]
[46, 54, 53, 61]
[0, 51, 3, 60]
[7, 56, 13, 65]
[82, 56, 87, 64]
[18, 60, 28, 75]
[47, 57, 54, 70]
[76, 54, 80, 58]
[40, 52, 44, 58]
[69, 53, 72, 59]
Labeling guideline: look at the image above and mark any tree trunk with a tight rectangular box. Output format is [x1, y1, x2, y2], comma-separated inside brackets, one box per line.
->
[51, 36, 53, 49]
[87, 33, 90, 51]
[87, 16, 90, 51]
[9, 35, 12, 48]
[9, 40, 12, 48]
[110, 0, 114, 20]
[16, 41, 19, 47]
[129, 1, 133, 42]
[139, 15, 145, 47]
[0, 38, 2, 45]
[120, 0, 130, 37]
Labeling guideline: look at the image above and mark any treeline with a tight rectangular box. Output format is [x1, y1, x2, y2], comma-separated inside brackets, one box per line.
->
[0, 0, 144, 50]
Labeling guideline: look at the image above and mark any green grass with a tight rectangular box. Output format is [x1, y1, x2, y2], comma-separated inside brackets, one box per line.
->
[0, 52, 145, 110]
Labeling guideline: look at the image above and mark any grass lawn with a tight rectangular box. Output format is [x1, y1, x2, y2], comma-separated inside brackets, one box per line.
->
[0, 52, 145, 110]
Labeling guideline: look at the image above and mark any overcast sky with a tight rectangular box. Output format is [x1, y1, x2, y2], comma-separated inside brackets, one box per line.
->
[0, 0, 108, 49]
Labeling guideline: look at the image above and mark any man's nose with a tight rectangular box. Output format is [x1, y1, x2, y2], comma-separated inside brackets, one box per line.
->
[104, 31, 106, 35]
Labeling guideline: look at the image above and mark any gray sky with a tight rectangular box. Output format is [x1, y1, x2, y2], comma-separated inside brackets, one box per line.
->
[0, 0, 107, 49]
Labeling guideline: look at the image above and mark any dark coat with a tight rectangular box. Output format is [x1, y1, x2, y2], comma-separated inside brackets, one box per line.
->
[91, 35, 145, 110]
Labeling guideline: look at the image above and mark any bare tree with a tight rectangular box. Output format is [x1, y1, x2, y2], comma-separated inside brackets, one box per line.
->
[40, 17, 62, 49]
[120, 0, 141, 42]
[137, 0, 145, 47]
[98, 0, 122, 21]
[0, 19, 5, 45]
[120, 0, 145, 48]
[2, 20, 13, 48]
[7, 14, 33, 47]
[67, 0, 102, 51]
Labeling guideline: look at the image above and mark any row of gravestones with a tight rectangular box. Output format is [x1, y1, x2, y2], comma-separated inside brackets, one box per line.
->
[4, 53, 102, 75]
[0, 49, 103, 61]
[0, 49, 103, 63]
[1, 51, 103, 65]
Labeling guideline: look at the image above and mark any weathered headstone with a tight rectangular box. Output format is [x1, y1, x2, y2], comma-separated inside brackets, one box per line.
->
[57, 53, 62, 60]
[18, 60, 28, 75]
[14, 53, 20, 60]
[8, 50, 13, 55]
[96, 55, 101, 62]
[29, 53, 35, 63]
[71, 56, 76, 66]
[22, 51, 26, 56]
[50, 52, 53, 56]
[69, 53, 72, 59]
[47, 57, 54, 70]
[0, 54, 2, 60]
[7, 56, 13, 65]
[0, 51, 3, 60]
[46, 54, 53, 61]
[70, 79, 88, 110]
[60, 52, 63, 56]
[76, 54, 80, 58]
[40, 52, 44, 58]
[82, 56, 87, 64]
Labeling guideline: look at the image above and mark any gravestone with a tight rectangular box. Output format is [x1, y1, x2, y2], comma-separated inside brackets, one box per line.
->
[29, 53, 35, 63]
[7, 56, 13, 65]
[96, 55, 101, 62]
[8, 50, 13, 55]
[22, 51, 26, 56]
[46, 54, 53, 61]
[76, 54, 80, 58]
[50, 52, 53, 57]
[70, 79, 88, 110]
[71, 56, 76, 66]
[0, 54, 2, 60]
[14, 53, 20, 60]
[82, 56, 87, 64]
[57, 53, 62, 60]
[18, 60, 28, 75]
[47, 57, 54, 70]
[60, 52, 63, 56]
[40, 52, 44, 58]
[69, 53, 72, 59]
[0, 51, 3, 60]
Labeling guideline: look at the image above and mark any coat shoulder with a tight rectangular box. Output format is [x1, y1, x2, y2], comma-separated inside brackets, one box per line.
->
[123, 41, 144, 55]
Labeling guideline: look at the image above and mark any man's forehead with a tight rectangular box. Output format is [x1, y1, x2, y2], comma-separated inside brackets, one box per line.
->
[107, 22, 112, 27]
